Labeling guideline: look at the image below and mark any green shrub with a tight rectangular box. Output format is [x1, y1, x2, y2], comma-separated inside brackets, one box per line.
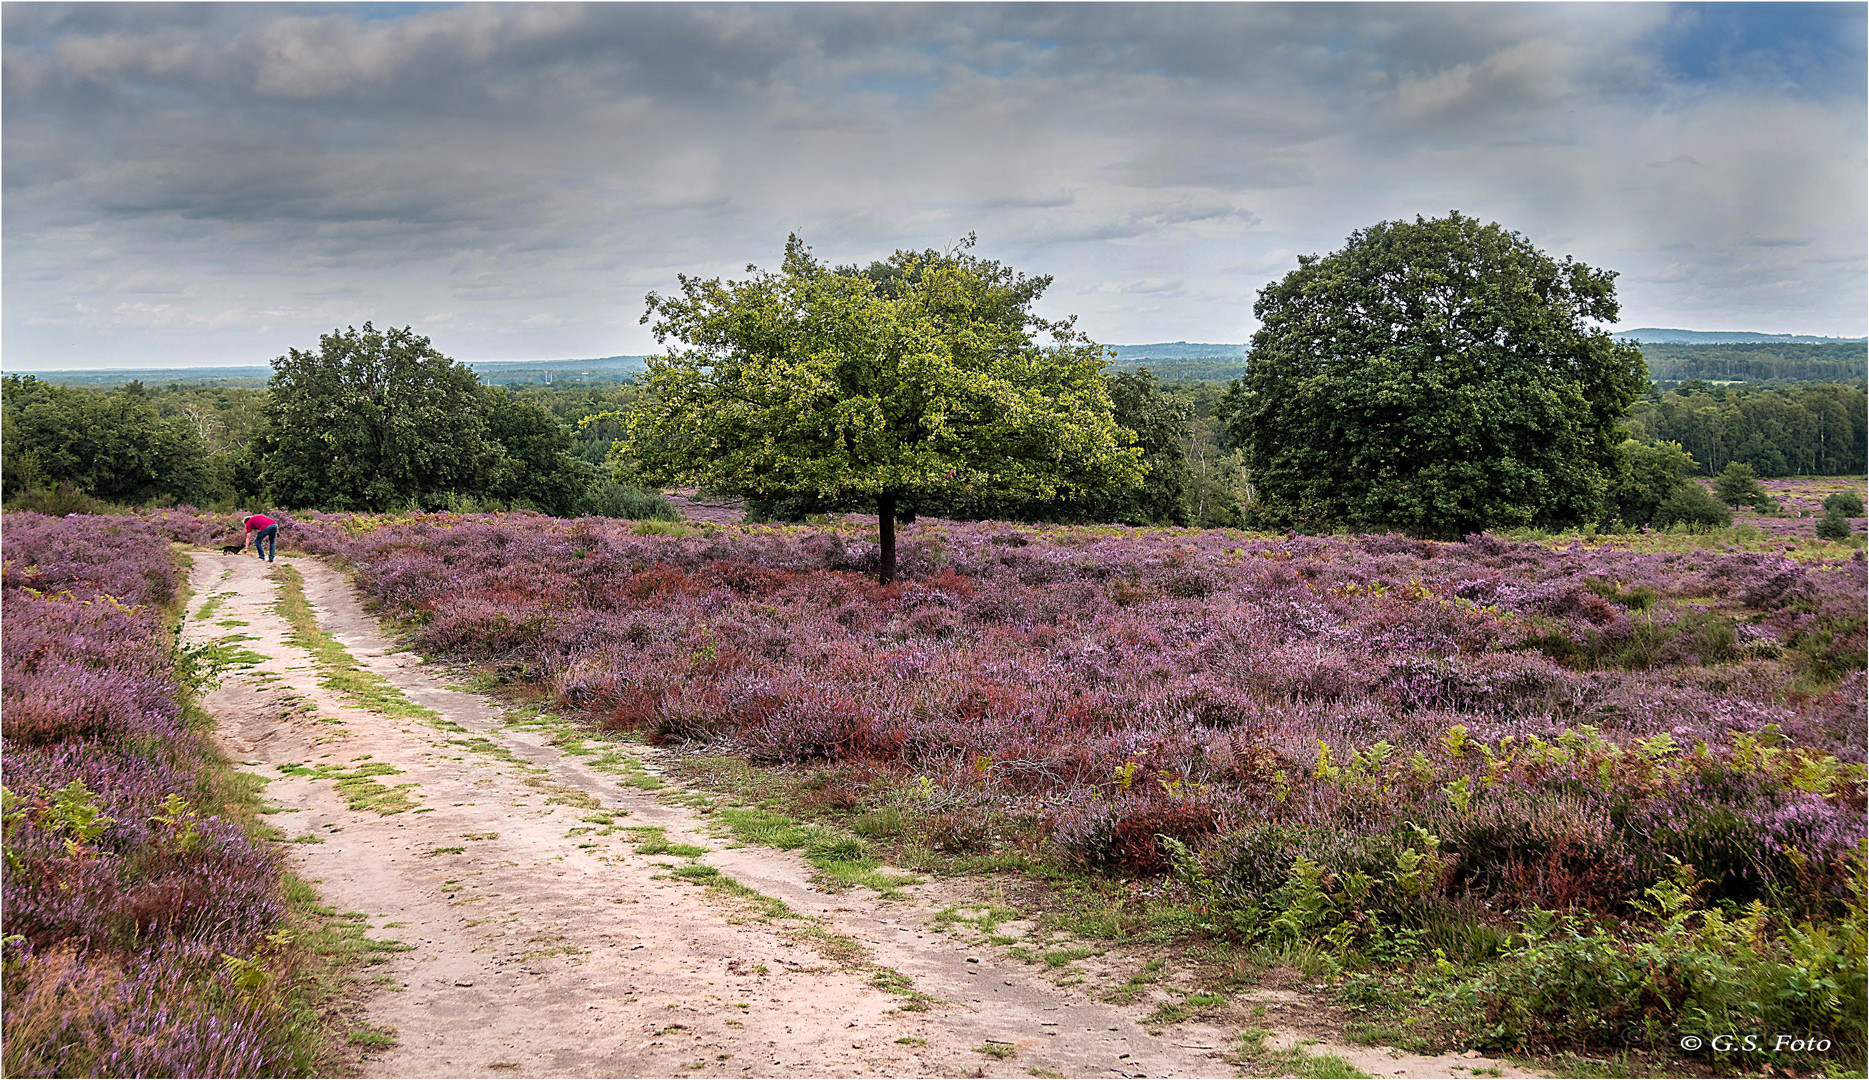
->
[1651, 484, 1732, 531]
[585, 479, 680, 521]
[1816, 509, 1853, 541]
[1463, 858, 1867, 1068]
[1822, 491, 1865, 517]
[1714, 462, 1767, 507]
[2, 484, 124, 516]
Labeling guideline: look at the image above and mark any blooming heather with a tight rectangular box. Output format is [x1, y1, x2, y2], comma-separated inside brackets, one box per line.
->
[3, 513, 295, 1077]
[278, 508, 1864, 915]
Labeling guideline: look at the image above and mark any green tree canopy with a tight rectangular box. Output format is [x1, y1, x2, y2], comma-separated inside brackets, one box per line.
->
[1713, 461, 1767, 507]
[615, 236, 1144, 580]
[478, 386, 597, 517]
[1, 375, 214, 505]
[1227, 212, 1650, 536]
[1611, 438, 1701, 529]
[256, 323, 493, 511]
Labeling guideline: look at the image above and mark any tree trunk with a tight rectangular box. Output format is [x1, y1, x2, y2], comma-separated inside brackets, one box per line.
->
[876, 491, 898, 584]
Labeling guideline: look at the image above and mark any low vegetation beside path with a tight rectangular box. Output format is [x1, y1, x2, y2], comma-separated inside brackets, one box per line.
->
[276, 506, 1867, 1076]
[5, 505, 1865, 1077]
[0, 514, 360, 1077]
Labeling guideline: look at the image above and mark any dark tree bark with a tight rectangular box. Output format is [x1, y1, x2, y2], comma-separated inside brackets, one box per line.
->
[876, 491, 898, 584]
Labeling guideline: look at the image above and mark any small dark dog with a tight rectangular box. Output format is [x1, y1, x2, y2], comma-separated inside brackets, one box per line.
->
[220, 544, 245, 555]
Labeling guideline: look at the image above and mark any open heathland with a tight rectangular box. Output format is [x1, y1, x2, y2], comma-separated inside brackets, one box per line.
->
[1, 514, 317, 1076]
[6, 505, 1866, 1077]
[270, 507, 1869, 1072]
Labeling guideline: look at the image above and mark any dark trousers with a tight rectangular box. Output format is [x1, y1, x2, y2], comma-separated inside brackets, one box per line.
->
[252, 524, 278, 562]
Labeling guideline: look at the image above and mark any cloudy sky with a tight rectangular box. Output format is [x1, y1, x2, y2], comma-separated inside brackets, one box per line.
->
[4, 2, 1864, 369]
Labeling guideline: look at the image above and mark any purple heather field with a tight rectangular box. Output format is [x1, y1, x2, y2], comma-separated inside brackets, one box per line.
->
[280, 505, 1867, 916]
[2, 513, 298, 1077]
[4, 501, 1864, 1071]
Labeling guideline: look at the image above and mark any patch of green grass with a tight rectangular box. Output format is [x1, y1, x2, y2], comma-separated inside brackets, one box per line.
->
[975, 1041, 1016, 1060]
[1041, 944, 1100, 969]
[271, 565, 439, 721]
[277, 760, 420, 815]
[868, 966, 936, 1012]
[710, 806, 919, 897]
[1145, 1000, 1190, 1026]
[424, 846, 466, 856]
[895, 1036, 926, 1046]
[346, 1026, 398, 1048]
[659, 860, 792, 920]
[1102, 957, 1167, 1005]
[1230, 1030, 1372, 1080]
[932, 903, 1024, 941]
[622, 827, 707, 857]
[852, 806, 905, 838]
[588, 749, 664, 790]
[446, 736, 532, 768]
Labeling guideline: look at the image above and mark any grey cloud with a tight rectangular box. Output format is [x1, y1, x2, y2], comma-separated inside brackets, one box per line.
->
[979, 191, 1076, 210]
[2, 3, 1863, 368]
[1109, 154, 1314, 191]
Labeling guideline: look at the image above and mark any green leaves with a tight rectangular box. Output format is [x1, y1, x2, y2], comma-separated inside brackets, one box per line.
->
[1233, 213, 1648, 536]
[618, 236, 1143, 577]
[259, 323, 493, 511]
[254, 323, 595, 514]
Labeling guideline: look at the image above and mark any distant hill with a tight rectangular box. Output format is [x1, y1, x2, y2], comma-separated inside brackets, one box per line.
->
[1107, 342, 1249, 361]
[1614, 328, 1866, 345]
[1104, 342, 1249, 382]
[9, 365, 276, 388]
[11, 356, 650, 389]
[14, 329, 1862, 391]
[466, 355, 647, 384]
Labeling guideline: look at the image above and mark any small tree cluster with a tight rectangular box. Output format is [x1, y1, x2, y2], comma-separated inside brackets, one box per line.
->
[253, 323, 614, 516]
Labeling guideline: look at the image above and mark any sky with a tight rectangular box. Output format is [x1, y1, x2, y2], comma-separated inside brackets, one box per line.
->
[3, 2, 1864, 370]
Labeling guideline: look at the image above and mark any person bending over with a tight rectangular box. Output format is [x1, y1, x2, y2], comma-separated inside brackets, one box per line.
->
[243, 512, 280, 563]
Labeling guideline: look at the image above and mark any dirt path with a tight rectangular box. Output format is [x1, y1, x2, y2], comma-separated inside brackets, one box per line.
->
[186, 551, 1538, 1080]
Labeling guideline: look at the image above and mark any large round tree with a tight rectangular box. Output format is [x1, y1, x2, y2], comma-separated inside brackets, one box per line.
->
[1227, 213, 1649, 536]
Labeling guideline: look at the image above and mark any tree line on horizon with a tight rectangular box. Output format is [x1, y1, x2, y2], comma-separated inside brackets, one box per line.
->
[3, 215, 1865, 556]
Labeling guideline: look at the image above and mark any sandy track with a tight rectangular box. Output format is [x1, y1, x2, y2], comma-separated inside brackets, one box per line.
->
[185, 552, 1536, 1080]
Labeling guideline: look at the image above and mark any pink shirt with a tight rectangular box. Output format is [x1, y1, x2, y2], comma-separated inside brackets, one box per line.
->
[245, 515, 277, 531]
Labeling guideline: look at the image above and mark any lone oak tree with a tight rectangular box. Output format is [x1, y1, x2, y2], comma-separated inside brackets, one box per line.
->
[615, 236, 1143, 582]
[1228, 213, 1649, 536]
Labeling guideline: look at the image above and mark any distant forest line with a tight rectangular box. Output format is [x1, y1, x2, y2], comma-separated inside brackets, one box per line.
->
[16, 339, 1863, 390]
[3, 361, 1862, 525]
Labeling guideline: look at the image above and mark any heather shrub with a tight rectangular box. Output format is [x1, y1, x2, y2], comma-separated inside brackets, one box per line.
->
[2, 944, 298, 1078]
[286, 511, 1863, 984]
[1459, 858, 1867, 1066]
[2, 513, 298, 1077]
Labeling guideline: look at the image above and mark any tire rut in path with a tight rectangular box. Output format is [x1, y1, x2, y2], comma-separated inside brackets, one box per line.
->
[188, 552, 1536, 1080]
